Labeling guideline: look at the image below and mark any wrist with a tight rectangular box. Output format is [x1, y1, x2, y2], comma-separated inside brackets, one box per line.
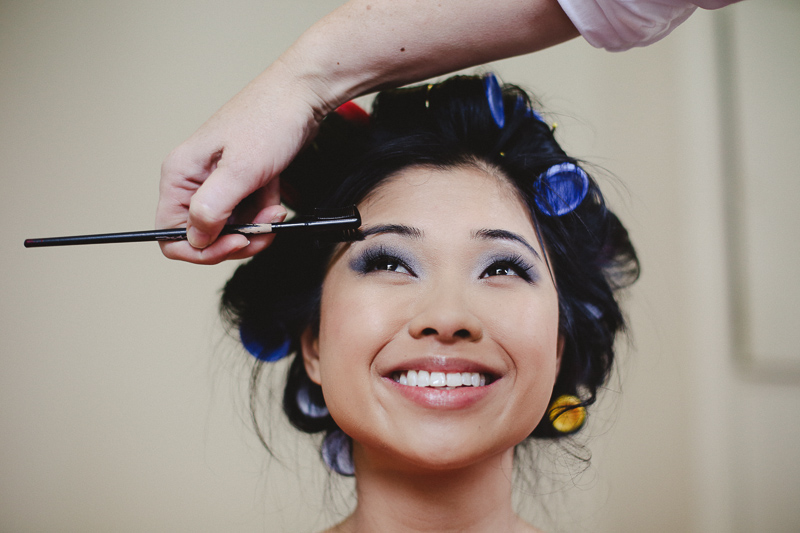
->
[275, 30, 371, 119]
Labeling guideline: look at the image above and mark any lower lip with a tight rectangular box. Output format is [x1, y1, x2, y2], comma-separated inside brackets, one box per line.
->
[383, 377, 494, 410]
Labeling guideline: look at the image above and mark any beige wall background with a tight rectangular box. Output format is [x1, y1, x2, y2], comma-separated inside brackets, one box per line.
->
[2, 1, 798, 531]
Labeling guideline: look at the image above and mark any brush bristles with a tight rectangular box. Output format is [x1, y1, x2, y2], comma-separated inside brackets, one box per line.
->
[315, 227, 364, 244]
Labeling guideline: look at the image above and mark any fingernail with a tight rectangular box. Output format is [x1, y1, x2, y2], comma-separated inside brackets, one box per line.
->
[229, 238, 250, 254]
[271, 209, 288, 223]
[187, 227, 211, 249]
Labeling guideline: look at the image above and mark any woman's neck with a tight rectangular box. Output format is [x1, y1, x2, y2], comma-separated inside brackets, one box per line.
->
[328, 448, 540, 533]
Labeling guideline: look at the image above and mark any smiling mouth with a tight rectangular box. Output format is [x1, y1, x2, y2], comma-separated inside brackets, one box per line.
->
[391, 370, 493, 389]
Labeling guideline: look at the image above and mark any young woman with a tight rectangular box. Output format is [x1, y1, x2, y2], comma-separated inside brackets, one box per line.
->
[220, 74, 639, 532]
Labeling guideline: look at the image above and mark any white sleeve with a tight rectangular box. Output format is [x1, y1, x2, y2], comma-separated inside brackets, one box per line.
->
[557, 0, 743, 52]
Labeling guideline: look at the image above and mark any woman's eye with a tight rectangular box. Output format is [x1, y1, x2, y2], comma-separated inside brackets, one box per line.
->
[480, 258, 534, 282]
[372, 258, 410, 274]
[482, 263, 519, 278]
[362, 254, 413, 275]
[350, 245, 416, 276]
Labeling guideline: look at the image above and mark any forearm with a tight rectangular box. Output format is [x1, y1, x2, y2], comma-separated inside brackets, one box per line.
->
[156, 0, 578, 262]
[280, 0, 579, 114]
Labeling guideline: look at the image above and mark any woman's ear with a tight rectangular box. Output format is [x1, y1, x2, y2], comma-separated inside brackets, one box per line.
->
[300, 327, 322, 385]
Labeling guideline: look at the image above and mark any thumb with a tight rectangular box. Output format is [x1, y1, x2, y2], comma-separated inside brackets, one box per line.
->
[186, 163, 272, 248]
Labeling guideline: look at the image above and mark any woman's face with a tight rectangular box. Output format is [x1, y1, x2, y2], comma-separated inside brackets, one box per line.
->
[302, 164, 562, 473]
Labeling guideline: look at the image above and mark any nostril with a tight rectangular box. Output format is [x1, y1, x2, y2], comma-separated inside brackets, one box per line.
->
[411, 319, 483, 342]
[454, 329, 471, 339]
[417, 327, 477, 340]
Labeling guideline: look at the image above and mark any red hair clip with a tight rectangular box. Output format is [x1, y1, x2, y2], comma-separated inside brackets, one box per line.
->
[334, 101, 370, 125]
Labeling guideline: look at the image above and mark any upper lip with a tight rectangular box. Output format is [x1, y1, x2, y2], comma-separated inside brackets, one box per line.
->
[379, 356, 503, 379]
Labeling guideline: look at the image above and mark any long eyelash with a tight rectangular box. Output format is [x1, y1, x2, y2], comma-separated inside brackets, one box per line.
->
[350, 244, 414, 275]
[487, 253, 537, 282]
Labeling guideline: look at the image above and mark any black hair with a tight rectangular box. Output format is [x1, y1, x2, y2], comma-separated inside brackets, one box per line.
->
[220, 74, 639, 463]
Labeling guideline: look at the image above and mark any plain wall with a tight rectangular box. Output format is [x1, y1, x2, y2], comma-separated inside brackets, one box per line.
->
[1, 1, 798, 531]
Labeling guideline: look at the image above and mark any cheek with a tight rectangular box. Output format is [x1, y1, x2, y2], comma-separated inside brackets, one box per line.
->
[482, 283, 560, 345]
[318, 282, 400, 361]
[314, 280, 406, 414]
[317, 268, 416, 356]
[482, 289, 561, 388]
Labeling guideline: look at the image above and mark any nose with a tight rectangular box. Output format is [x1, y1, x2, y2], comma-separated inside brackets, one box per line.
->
[407, 285, 483, 343]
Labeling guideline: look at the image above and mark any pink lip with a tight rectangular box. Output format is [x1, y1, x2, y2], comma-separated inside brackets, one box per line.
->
[382, 375, 496, 410]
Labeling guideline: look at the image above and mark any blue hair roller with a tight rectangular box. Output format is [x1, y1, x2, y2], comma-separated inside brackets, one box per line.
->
[533, 162, 590, 216]
[322, 429, 355, 476]
[239, 321, 291, 362]
[483, 73, 505, 129]
[297, 383, 329, 418]
[515, 95, 545, 123]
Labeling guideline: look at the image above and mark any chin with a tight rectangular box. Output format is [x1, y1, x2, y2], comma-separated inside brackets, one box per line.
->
[353, 427, 524, 476]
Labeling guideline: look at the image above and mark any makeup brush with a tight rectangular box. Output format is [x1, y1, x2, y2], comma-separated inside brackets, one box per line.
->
[24, 206, 362, 247]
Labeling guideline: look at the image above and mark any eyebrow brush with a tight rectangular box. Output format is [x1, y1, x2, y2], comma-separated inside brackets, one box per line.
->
[24, 206, 362, 247]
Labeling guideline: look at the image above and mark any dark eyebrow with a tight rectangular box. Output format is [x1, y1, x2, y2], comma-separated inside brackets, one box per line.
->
[360, 224, 423, 239]
[473, 228, 542, 261]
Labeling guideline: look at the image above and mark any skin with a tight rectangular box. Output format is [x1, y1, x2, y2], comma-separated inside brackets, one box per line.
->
[156, 0, 579, 264]
[301, 165, 562, 532]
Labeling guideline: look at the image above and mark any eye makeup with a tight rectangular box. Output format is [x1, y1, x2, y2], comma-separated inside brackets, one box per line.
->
[347, 220, 544, 281]
[348, 237, 540, 284]
[479, 252, 538, 283]
[349, 243, 418, 276]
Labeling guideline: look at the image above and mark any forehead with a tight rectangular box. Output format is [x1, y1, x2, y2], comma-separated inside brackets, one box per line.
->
[358, 164, 534, 232]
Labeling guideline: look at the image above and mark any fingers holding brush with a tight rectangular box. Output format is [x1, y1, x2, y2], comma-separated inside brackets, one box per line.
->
[158, 201, 288, 265]
[156, 116, 289, 265]
[156, 62, 325, 263]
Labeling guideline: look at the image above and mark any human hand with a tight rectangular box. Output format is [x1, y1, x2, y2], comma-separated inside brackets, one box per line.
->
[156, 59, 328, 264]
[155, 0, 581, 266]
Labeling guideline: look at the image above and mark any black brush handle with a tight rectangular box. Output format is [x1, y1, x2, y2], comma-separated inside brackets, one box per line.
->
[24, 228, 189, 247]
[24, 207, 361, 247]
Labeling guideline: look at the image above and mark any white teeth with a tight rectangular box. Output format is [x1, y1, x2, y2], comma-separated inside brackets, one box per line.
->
[392, 370, 489, 388]
[446, 373, 462, 387]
